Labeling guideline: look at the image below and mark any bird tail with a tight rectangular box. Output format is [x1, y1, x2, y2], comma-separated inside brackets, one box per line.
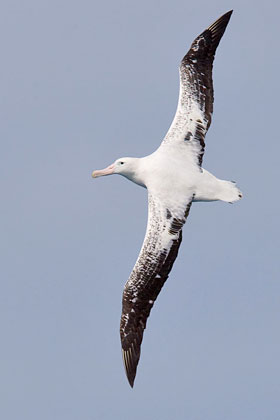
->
[218, 180, 243, 203]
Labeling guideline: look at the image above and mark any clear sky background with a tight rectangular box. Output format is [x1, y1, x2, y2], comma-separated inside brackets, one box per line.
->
[1, 0, 279, 419]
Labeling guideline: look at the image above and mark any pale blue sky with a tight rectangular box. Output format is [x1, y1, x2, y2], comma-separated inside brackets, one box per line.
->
[1, 0, 279, 419]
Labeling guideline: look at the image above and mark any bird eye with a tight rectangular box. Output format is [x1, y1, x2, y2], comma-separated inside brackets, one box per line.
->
[120, 161, 124, 165]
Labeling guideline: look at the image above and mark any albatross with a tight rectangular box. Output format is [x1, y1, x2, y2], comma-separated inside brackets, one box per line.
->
[92, 10, 242, 387]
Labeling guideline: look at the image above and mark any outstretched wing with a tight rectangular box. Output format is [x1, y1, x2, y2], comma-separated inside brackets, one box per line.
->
[162, 10, 233, 166]
[120, 194, 193, 387]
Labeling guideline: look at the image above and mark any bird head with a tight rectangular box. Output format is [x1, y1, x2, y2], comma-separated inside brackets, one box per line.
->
[92, 157, 139, 180]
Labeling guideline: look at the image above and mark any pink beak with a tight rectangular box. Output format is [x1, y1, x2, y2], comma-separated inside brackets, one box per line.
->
[92, 163, 115, 178]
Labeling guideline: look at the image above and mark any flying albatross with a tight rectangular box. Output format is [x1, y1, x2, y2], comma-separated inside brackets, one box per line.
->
[92, 10, 241, 387]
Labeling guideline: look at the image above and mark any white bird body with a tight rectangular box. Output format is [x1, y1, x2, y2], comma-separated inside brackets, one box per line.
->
[92, 10, 242, 387]
[117, 147, 241, 208]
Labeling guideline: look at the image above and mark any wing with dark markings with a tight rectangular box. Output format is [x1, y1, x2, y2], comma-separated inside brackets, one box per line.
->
[162, 10, 233, 166]
[120, 194, 193, 387]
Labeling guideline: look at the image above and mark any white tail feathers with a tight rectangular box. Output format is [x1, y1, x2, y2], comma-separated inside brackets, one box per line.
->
[218, 180, 243, 203]
[194, 169, 242, 203]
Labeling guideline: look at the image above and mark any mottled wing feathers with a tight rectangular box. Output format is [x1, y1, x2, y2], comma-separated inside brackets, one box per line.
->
[121, 232, 182, 387]
[162, 10, 232, 166]
[120, 195, 192, 387]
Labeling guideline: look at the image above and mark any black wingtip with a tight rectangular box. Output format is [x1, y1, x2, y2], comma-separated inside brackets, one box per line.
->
[122, 348, 137, 388]
[206, 10, 233, 49]
[182, 10, 233, 66]
[128, 377, 135, 388]
[208, 10, 233, 30]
